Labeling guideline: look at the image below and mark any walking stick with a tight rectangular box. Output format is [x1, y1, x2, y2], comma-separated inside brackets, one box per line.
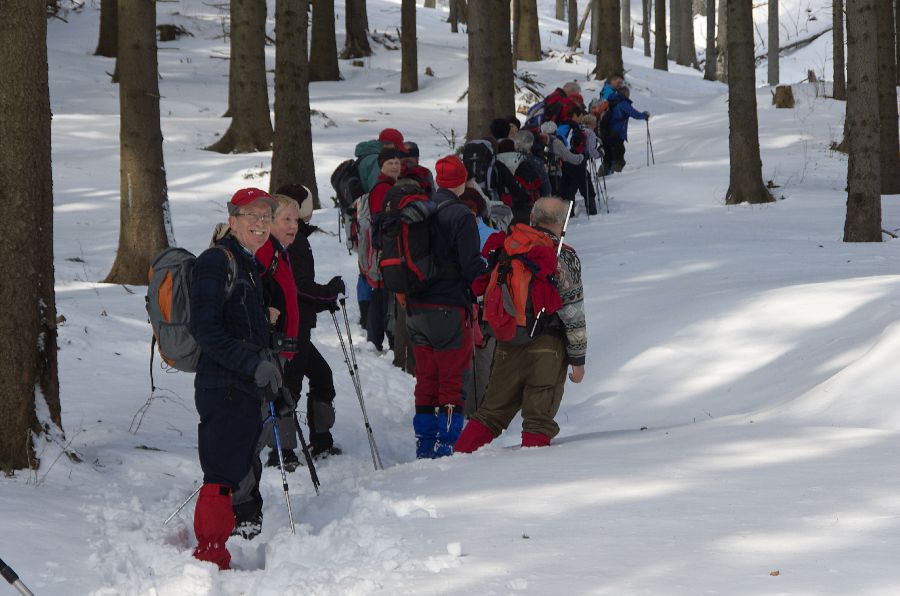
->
[331, 300, 384, 470]
[0, 557, 34, 596]
[267, 400, 296, 535]
[163, 484, 202, 525]
[292, 410, 320, 495]
[646, 120, 655, 166]
[582, 161, 592, 220]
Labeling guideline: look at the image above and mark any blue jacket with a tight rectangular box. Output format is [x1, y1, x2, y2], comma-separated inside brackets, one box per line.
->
[608, 98, 648, 142]
[599, 82, 624, 104]
[190, 235, 271, 399]
[409, 189, 486, 309]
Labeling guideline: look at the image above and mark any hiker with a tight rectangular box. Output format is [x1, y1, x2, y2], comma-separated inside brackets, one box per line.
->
[189, 188, 282, 570]
[602, 86, 650, 174]
[490, 117, 515, 148]
[576, 114, 601, 215]
[275, 185, 344, 461]
[400, 141, 435, 195]
[361, 148, 404, 352]
[455, 197, 586, 453]
[540, 120, 584, 199]
[407, 155, 486, 458]
[494, 137, 547, 225]
[599, 75, 625, 102]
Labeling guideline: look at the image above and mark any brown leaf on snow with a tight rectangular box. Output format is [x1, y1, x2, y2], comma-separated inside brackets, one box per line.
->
[770, 570, 780, 577]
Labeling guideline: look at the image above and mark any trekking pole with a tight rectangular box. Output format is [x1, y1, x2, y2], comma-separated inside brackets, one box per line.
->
[267, 399, 296, 535]
[163, 484, 202, 525]
[646, 121, 655, 166]
[0, 557, 34, 596]
[529, 200, 573, 337]
[332, 299, 384, 470]
[292, 410, 320, 495]
[582, 161, 592, 221]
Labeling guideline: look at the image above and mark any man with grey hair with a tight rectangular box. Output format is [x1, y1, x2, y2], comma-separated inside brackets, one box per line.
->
[455, 196, 586, 453]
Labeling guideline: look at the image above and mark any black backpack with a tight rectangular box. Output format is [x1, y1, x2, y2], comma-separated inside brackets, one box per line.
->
[461, 140, 496, 194]
[379, 185, 459, 295]
[330, 159, 366, 215]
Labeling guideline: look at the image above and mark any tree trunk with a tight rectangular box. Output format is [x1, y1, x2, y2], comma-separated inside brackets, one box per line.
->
[590, 0, 601, 54]
[716, 0, 728, 81]
[95, 0, 118, 57]
[557, 0, 567, 20]
[512, 0, 520, 61]
[704, 0, 716, 79]
[208, 0, 273, 153]
[843, 0, 881, 241]
[310, 0, 341, 81]
[876, 0, 900, 193]
[568, 0, 580, 46]
[643, 0, 652, 57]
[450, 0, 459, 31]
[425, 0, 437, 7]
[833, 0, 846, 98]
[467, 2, 514, 139]
[341, 0, 372, 58]
[516, 0, 542, 61]
[654, 0, 668, 69]
[595, 0, 624, 79]
[896, 0, 899, 84]
[681, 0, 698, 66]
[271, 0, 320, 206]
[724, 0, 773, 204]
[0, 0, 62, 471]
[622, 0, 633, 48]
[670, 0, 683, 62]
[105, 0, 174, 284]
[767, 0, 778, 85]
[401, 0, 419, 92]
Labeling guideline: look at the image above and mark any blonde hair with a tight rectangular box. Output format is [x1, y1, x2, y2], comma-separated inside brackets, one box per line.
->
[271, 194, 301, 217]
[581, 114, 597, 128]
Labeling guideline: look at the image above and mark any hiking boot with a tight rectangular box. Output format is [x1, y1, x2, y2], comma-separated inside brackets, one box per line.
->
[612, 160, 625, 173]
[312, 445, 343, 460]
[265, 448, 300, 472]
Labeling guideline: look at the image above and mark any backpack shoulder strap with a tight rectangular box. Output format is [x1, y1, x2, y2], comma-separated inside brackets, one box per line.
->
[212, 245, 238, 297]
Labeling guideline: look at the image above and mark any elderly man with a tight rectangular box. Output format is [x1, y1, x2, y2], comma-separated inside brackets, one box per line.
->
[455, 197, 586, 453]
[189, 188, 283, 570]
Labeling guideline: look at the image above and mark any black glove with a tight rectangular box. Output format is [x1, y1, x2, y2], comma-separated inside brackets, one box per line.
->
[325, 301, 340, 313]
[326, 275, 346, 296]
[272, 387, 297, 419]
[254, 359, 282, 394]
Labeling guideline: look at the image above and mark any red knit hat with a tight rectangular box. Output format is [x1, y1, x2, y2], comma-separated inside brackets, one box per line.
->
[435, 155, 468, 189]
[378, 128, 405, 147]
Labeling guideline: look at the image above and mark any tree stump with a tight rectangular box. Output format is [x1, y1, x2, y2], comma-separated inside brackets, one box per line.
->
[772, 85, 795, 108]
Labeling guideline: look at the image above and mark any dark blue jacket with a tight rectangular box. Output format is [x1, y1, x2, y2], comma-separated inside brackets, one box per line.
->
[409, 188, 486, 309]
[190, 235, 271, 399]
[609, 98, 648, 142]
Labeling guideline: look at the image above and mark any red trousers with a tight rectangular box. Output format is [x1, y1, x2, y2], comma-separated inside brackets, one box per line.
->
[407, 304, 473, 409]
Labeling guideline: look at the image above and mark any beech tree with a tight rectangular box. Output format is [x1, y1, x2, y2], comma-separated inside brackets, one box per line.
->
[654, 0, 668, 70]
[568, 0, 580, 47]
[95, 0, 117, 58]
[341, 0, 372, 58]
[716, 0, 728, 81]
[310, 0, 341, 81]
[875, 0, 900, 193]
[843, 0, 881, 241]
[0, 0, 62, 471]
[622, 0, 633, 48]
[670, 0, 683, 62]
[680, 0, 698, 67]
[516, 0, 542, 61]
[467, 2, 514, 139]
[106, 0, 174, 283]
[401, 0, 419, 92]
[833, 0, 846, 100]
[724, 0, 772, 204]
[208, 0, 273, 153]
[643, 0, 651, 57]
[595, 0, 624, 78]
[271, 0, 319, 205]
[704, 0, 716, 80]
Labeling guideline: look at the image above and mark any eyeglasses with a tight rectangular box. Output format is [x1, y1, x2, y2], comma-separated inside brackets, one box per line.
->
[235, 212, 273, 224]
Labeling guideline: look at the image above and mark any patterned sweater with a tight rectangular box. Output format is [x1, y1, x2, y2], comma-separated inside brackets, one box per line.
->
[551, 233, 587, 365]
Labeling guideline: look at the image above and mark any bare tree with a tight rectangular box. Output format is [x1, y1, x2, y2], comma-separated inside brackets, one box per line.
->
[876, 0, 900, 193]
[450, 0, 468, 32]
[557, 0, 567, 20]
[0, 0, 62, 471]
[843, 0, 881, 241]
[595, 0, 624, 78]
[341, 0, 372, 58]
[670, 0, 684, 62]
[271, 0, 320, 205]
[491, 1, 515, 118]
[310, 0, 341, 81]
[681, 0, 698, 67]
[654, 0, 668, 69]
[724, 0, 773, 204]
[716, 0, 728, 81]
[106, 0, 174, 283]
[401, 0, 419, 92]
[896, 0, 899, 83]
[568, 0, 580, 46]
[95, 0, 117, 58]
[590, 0, 601, 54]
[208, 0, 274, 153]
[767, 0, 778, 85]
[704, 0, 717, 79]
[833, 0, 846, 99]
[643, 0, 652, 57]
[622, 0, 634, 48]
[516, 0, 542, 61]
[467, 2, 514, 139]
[425, 0, 437, 7]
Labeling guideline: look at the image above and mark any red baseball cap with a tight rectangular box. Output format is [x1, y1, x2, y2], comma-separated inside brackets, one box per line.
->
[228, 188, 277, 214]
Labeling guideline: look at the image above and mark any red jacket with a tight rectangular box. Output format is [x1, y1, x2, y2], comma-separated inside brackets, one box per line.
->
[369, 174, 396, 215]
[256, 238, 300, 359]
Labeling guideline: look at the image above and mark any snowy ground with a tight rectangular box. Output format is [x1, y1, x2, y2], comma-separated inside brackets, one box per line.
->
[4, 0, 900, 594]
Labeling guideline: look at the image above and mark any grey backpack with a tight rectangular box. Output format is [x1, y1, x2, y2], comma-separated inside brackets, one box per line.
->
[146, 244, 236, 375]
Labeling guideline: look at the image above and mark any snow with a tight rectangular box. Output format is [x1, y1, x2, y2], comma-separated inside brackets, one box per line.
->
[4, 0, 900, 594]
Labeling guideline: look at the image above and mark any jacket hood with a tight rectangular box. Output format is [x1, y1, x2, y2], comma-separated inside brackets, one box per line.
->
[355, 139, 383, 158]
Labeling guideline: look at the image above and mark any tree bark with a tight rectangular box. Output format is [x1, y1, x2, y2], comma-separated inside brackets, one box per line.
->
[341, 0, 372, 58]
[0, 0, 62, 471]
[832, 0, 846, 99]
[767, 0, 778, 85]
[670, 0, 683, 62]
[208, 0, 274, 153]
[401, 0, 419, 92]
[654, 0, 668, 69]
[467, 2, 514, 139]
[271, 0, 320, 205]
[105, 0, 174, 283]
[310, 0, 341, 81]
[843, 0, 881, 241]
[557, 0, 567, 20]
[716, 0, 728, 81]
[95, 0, 118, 58]
[622, 0, 634, 48]
[425, 0, 437, 7]
[568, 0, 580, 46]
[492, 1, 515, 118]
[516, 0, 542, 61]
[704, 0, 716, 79]
[896, 0, 899, 84]
[590, 0, 601, 54]
[643, 0, 652, 57]
[681, 0, 698, 66]
[724, 0, 773, 204]
[595, 0, 624, 79]
[875, 0, 900, 193]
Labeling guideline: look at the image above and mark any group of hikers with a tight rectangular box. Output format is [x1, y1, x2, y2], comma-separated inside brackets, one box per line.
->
[174, 78, 652, 569]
